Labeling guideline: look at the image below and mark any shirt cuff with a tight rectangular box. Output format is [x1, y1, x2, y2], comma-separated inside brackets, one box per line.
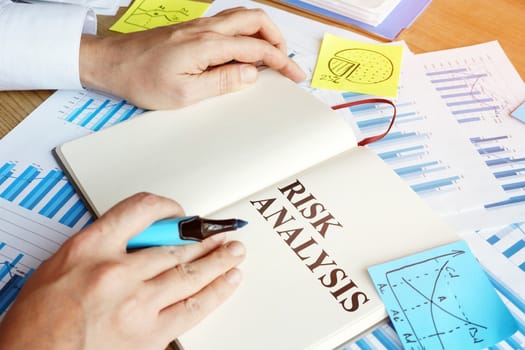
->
[0, 2, 97, 90]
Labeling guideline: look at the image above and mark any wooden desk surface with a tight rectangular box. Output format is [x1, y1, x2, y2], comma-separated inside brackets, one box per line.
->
[1, 0, 524, 135]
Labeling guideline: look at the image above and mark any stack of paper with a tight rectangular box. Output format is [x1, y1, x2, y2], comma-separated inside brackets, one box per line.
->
[297, 0, 401, 26]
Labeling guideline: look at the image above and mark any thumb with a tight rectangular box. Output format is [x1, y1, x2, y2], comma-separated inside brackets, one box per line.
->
[200, 63, 258, 98]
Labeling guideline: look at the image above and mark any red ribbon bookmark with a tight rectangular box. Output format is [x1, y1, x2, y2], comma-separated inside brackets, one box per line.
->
[331, 98, 397, 147]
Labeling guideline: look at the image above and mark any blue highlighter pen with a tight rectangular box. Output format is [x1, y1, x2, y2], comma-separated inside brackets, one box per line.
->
[127, 215, 248, 249]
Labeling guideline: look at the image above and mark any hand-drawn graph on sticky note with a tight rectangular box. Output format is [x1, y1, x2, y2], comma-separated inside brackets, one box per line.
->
[328, 49, 393, 84]
[311, 33, 402, 97]
[368, 240, 518, 350]
[110, 0, 210, 33]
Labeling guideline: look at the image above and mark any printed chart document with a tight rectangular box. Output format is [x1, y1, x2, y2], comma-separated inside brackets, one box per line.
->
[416, 42, 525, 229]
[54, 69, 458, 350]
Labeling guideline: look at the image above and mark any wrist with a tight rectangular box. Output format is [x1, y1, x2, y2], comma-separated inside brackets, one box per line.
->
[79, 34, 115, 93]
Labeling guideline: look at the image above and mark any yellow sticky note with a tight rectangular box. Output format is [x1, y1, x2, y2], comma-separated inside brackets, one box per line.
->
[311, 33, 403, 97]
[110, 0, 210, 33]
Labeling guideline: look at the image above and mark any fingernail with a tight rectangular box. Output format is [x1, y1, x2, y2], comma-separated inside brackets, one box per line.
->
[225, 268, 242, 285]
[240, 65, 257, 84]
[225, 241, 245, 257]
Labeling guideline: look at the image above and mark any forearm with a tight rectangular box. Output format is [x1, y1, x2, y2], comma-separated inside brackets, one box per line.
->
[0, 1, 96, 90]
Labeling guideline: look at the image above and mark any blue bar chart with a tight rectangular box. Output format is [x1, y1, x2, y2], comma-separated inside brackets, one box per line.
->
[480, 223, 525, 272]
[0, 89, 143, 318]
[0, 198, 74, 316]
[58, 90, 143, 131]
[470, 136, 525, 209]
[426, 68, 503, 125]
[421, 45, 525, 217]
[343, 91, 463, 196]
[0, 162, 91, 229]
[340, 322, 403, 350]
[0, 243, 33, 315]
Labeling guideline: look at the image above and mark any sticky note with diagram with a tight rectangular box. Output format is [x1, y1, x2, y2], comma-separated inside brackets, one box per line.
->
[110, 0, 210, 33]
[368, 240, 518, 350]
[311, 33, 403, 97]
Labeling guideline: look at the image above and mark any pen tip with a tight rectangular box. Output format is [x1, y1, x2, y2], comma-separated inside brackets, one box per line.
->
[236, 219, 248, 229]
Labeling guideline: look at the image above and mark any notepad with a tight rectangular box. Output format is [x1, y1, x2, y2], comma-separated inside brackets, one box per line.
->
[368, 240, 518, 350]
[311, 33, 403, 97]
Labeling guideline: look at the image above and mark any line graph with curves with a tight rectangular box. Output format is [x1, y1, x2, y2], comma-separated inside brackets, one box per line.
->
[369, 240, 518, 350]
[123, 0, 195, 30]
[384, 249, 486, 349]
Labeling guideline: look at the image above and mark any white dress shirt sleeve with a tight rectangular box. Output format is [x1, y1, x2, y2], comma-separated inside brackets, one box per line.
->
[0, 0, 97, 90]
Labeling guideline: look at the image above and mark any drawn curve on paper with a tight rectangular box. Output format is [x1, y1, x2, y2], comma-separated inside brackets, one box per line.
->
[124, 0, 191, 29]
[328, 48, 394, 84]
[384, 249, 488, 350]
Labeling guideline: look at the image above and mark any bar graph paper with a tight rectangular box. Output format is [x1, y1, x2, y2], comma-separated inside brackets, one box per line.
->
[0, 88, 140, 315]
[58, 90, 142, 131]
[427, 69, 503, 124]
[478, 223, 525, 272]
[341, 89, 463, 197]
[0, 203, 70, 317]
[471, 136, 525, 209]
[0, 243, 33, 315]
[420, 41, 525, 219]
[0, 162, 92, 229]
[348, 41, 525, 230]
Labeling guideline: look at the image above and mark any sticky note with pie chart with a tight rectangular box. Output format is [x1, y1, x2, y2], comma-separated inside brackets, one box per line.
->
[311, 33, 403, 97]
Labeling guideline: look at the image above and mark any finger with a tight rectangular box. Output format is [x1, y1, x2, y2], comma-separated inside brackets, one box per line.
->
[193, 63, 258, 101]
[200, 8, 288, 53]
[88, 192, 185, 252]
[126, 233, 226, 280]
[146, 240, 245, 309]
[180, 39, 304, 104]
[156, 267, 242, 339]
[200, 35, 304, 82]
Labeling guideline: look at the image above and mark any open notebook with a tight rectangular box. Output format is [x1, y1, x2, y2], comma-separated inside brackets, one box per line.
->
[54, 69, 457, 349]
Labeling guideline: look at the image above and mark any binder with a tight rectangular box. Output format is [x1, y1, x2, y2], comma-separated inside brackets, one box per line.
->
[268, 0, 432, 41]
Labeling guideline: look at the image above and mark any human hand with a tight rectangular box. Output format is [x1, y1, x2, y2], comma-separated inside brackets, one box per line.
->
[79, 7, 306, 109]
[0, 193, 245, 350]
